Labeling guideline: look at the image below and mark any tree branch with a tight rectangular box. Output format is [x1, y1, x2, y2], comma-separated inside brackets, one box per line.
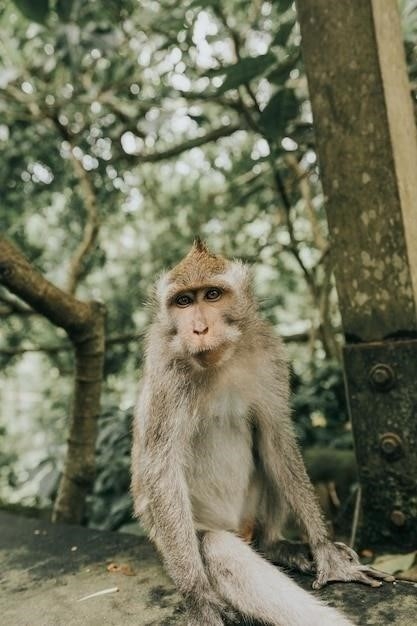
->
[285, 154, 328, 252]
[51, 116, 100, 296]
[133, 124, 241, 162]
[269, 161, 318, 298]
[65, 157, 100, 295]
[0, 238, 93, 330]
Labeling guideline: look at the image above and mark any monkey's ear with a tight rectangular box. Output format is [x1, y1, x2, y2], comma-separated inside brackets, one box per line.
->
[222, 260, 252, 292]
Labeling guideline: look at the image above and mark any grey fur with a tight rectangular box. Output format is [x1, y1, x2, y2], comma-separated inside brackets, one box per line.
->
[131, 252, 391, 626]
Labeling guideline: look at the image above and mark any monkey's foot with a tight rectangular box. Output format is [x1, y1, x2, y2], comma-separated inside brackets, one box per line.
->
[312, 541, 395, 590]
[265, 539, 315, 574]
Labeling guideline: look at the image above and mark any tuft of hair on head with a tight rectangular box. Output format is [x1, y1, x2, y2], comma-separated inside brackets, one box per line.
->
[155, 242, 255, 312]
[164, 240, 227, 289]
[193, 236, 208, 253]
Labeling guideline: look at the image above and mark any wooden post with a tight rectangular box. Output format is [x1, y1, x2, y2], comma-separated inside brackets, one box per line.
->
[296, 0, 417, 548]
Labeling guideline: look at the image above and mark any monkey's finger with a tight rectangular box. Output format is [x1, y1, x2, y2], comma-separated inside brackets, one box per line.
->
[312, 574, 328, 590]
[312, 580, 323, 590]
[314, 568, 385, 589]
[220, 605, 239, 623]
[358, 566, 395, 582]
[298, 559, 315, 574]
[353, 571, 383, 587]
[333, 542, 360, 564]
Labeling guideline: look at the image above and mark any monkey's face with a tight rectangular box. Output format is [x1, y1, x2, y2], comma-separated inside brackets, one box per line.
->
[156, 242, 254, 369]
[166, 285, 242, 368]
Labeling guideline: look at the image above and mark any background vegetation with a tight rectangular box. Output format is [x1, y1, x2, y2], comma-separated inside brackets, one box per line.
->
[1, 0, 417, 531]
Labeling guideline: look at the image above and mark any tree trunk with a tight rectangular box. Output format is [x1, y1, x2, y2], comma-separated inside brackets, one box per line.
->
[296, 0, 417, 547]
[0, 236, 105, 524]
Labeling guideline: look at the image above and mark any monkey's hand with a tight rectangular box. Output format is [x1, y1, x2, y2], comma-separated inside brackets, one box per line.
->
[312, 541, 395, 590]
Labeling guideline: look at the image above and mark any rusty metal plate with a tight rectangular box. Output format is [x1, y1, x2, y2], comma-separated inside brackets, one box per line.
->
[343, 339, 417, 550]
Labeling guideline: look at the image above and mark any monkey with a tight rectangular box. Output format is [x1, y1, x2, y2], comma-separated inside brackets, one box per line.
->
[131, 240, 393, 626]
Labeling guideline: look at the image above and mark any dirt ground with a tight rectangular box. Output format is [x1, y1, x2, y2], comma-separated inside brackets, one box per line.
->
[1, 511, 416, 625]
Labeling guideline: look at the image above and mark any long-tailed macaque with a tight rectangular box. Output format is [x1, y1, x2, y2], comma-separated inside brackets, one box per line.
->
[131, 241, 393, 626]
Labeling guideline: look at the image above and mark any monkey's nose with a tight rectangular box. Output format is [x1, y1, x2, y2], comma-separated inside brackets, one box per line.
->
[193, 326, 209, 335]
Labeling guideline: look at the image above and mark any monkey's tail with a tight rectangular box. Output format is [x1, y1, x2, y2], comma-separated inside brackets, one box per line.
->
[201, 530, 355, 626]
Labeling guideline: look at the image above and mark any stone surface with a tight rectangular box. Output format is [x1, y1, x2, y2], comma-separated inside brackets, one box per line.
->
[1, 511, 417, 625]
[0, 511, 183, 626]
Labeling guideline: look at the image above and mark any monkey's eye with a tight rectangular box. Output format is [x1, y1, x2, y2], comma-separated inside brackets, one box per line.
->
[175, 293, 193, 307]
[205, 288, 222, 301]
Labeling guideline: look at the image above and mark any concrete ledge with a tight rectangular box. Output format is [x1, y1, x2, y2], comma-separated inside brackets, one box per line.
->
[1, 511, 416, 625]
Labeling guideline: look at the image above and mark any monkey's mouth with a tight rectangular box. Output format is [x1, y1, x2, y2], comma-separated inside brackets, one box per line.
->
[192, 346, 226, 368]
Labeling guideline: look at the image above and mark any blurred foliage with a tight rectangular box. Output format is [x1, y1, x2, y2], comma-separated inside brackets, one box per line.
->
[1, 0, 417, 525]
[86, 406, 133, 530]
[292, 361, 352, 449]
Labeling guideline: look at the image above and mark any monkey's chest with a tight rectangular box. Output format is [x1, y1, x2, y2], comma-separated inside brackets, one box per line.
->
[186, 396, 259, 534]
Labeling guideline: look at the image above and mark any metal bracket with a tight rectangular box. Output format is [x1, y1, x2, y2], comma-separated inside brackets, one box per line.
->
[343, 339, 417, 549]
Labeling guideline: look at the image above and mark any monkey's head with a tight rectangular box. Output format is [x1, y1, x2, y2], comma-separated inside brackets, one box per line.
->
[156, 240, 255, 369]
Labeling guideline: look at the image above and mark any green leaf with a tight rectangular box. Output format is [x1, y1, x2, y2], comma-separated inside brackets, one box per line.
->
[267, 52, 299, 85]
[271, 19, 295, 48]
[12, 0, 50, 23]
[274, 0, 294, 12]
[56, 0, 74, 22]
[215, 53, 276, 95]
[259, 87, 298, 139]
[189, 0, 220, 8]
[187, 113, 210, 126]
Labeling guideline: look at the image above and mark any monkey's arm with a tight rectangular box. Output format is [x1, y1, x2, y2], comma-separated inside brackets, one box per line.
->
[255, 399, 394, 589]
[133, 393, 224, 625]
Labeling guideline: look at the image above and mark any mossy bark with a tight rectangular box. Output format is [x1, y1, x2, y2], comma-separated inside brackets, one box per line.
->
[296, 0, 417, 341]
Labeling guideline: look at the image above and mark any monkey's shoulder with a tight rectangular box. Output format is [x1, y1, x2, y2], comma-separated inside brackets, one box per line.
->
[247, 322, 289, 370]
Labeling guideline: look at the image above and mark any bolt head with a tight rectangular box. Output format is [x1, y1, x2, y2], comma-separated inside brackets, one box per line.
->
[379, 432, 403, 460]
[390, 510, 406, 526]
[369, 363, 395, 391]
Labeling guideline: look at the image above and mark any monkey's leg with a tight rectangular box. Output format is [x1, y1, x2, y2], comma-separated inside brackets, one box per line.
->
[201, 530, 354, 626]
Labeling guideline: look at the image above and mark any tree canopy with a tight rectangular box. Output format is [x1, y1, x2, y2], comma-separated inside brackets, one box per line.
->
[1, 0, 417, 527]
